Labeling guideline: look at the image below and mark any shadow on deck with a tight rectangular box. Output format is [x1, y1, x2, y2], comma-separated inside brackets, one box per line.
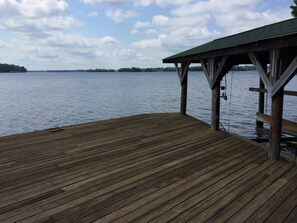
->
[0, 113, 296, 222]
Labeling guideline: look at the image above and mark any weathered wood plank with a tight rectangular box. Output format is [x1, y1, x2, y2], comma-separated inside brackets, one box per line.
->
[0, 113, 296, 223]
[256, 112, 297, 136]
[245, 171, 297, 223]
[249, 87, 297, 96]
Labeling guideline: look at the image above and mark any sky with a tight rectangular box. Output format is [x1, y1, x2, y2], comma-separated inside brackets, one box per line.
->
[0, 0, 294, 70]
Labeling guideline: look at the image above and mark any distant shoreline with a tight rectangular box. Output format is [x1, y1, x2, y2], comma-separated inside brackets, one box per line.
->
[29, 65, 255, 73]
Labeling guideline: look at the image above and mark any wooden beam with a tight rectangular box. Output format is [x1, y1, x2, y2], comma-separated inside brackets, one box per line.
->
[256, 112, 297, 136]
[269, 48, 280, 85]
[208, 58, 215, 81]
[248, 52, 272, 91]
[211, 83, 220, 131]
[249, 87, 297, 96]
[271, 56, 297, 97]
[210, 56, 229, 89]
[269, 89, 284, 160]
[256, 79, 265, 128]
[174, 63, 183, 84]
[200, 59, 212, 86]
[269, 48, 283, 160]
[174, 62, 190, 85]
[180, 62, 189, 115]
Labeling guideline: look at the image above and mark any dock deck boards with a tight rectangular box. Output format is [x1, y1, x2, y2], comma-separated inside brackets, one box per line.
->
[0, 113, 296, 223]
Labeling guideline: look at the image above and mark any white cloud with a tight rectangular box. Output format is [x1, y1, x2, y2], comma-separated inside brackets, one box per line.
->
[0, 39, 13, 47]
[171, 0, 262, 16]
[0, 0, 78, 34]
[7, 31, 120, 69]
[152, 15, 170, 26]
[82, 0, 126, 4]
[19, 0, 68, 18]
[130, 0, 290, 57]
[146, 29, 158, 35]
[132, 38, 161, 48]
[106, 8, 138, 22]
[82, 0, 193, 7]
[134, 0, 194, 7]
[215, 9, 290, 34]
[170, 0, 290, 34]
[135, 21, 151, 28]
[0, 0, 69, 18]
[88, 12, 99, 17]
[113, 48, 135, 57]
[130, 28, 138, 34]
[95, 51, 108, 57]
[155, 0, 194, 7]
[134, 0, 153, 6]
[44, 32, 119, 48]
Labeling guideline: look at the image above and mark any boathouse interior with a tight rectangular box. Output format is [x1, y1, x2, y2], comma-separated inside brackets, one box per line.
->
[163, 18, 297, 161]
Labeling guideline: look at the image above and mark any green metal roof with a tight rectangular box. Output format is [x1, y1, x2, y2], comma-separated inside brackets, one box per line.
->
[163, 18, 297, 62]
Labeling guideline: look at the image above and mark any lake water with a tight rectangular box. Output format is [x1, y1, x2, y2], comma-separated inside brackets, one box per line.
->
[0, 71, 296, 138]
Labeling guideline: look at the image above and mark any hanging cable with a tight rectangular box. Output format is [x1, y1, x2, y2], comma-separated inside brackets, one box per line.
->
[220, 75, 228, 101]
[265, 90, 268, 114]
[219, 121, 227, 132]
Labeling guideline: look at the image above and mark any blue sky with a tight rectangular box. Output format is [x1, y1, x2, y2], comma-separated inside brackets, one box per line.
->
[0, 0, 294, 70]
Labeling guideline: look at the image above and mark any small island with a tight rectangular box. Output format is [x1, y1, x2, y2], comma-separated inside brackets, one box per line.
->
[0, 63, 27, 73]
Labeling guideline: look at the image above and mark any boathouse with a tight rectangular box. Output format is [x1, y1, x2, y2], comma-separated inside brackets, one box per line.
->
[163, 18, 297, 160]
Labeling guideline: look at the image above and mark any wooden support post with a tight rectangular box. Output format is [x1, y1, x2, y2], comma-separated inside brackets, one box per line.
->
[211, 83, 220, 130]
[180, 72, 188, 115]
[269, 88, 284, 160]
[268, 48, 285, 160]
[201, 56, 231, 130]
[180, 62, 189, 115]
[256, 79, 265, 128]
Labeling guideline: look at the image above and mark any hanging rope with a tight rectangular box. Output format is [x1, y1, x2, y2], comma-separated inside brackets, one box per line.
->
[265, 89, 268, 114]
[219, 121, 227, 132]
[227, 71, 234, 132]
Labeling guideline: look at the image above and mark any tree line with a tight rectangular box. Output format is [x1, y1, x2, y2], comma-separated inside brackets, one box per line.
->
[0, 63, 27, 73]
[87, 65, 255, 73]
[291, 0, 297, 17]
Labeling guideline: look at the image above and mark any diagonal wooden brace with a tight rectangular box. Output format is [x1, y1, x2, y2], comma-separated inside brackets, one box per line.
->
[248, 52, 273, 92]
[174, 61, 190, 85]
[271, 55, 297, 97]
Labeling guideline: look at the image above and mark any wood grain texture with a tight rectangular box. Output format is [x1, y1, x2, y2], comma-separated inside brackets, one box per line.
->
[0, 113, 296, 223]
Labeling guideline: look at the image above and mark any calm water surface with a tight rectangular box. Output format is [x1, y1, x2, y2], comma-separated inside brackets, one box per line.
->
[0, 71, 296, 137]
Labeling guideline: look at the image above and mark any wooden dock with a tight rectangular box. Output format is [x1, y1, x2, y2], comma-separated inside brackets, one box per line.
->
[0, 113, 296, 222]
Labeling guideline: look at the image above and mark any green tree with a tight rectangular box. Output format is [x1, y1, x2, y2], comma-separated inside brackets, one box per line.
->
[291, 0, 297, 17]
[0, 63, 27, 72]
